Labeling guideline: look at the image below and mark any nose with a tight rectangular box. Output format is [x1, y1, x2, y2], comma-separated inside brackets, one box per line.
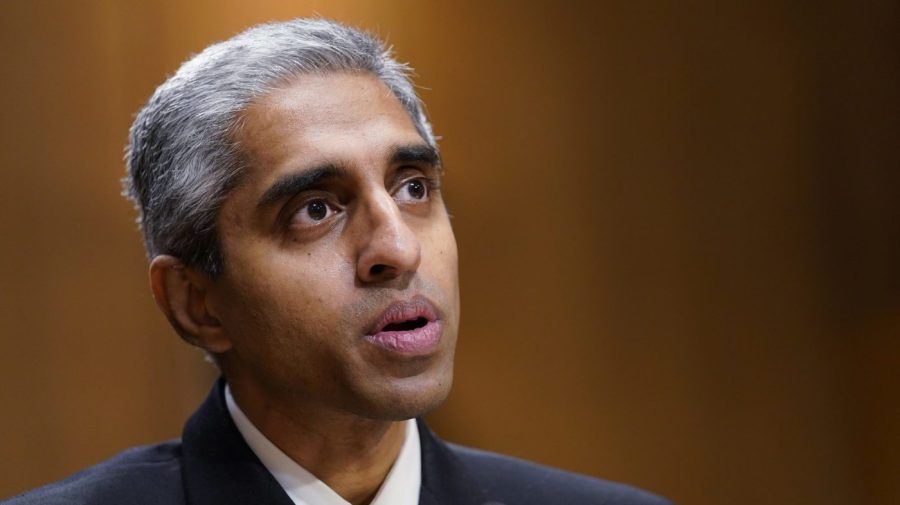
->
[355, 191, 422, 284]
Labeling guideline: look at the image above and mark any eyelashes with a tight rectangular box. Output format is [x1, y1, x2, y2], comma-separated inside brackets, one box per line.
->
[292, 197, 341, 226]
[283, 173, 441, 233]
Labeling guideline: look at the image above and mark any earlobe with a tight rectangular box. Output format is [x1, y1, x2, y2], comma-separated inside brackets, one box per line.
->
[148, 255, 232, 354]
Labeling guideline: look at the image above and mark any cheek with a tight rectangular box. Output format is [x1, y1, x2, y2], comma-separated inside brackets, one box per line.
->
[216, 247, 351, 341]
[419, 220, 461, 327]
[425, 221, 459, 281]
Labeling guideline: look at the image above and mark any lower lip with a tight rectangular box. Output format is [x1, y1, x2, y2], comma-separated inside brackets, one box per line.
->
[365, 320, 443, 355]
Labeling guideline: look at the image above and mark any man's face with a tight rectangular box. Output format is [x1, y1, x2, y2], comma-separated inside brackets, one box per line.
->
[206, 72, 459, 420]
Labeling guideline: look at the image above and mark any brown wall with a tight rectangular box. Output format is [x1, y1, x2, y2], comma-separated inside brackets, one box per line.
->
[1, 2, 897, 504]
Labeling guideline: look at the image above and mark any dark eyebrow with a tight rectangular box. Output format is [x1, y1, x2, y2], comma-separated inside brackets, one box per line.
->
[256, 164, 347, 209]
[391, 144, 441, 169]
[255, 145, 438, 209]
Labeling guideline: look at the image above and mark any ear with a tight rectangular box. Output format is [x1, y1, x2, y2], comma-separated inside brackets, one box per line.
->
[148, 255, 232, 354]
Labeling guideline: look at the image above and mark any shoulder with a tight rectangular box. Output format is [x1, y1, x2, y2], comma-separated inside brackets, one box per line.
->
[2, 441, 185, 505]
[447, 443, 672, 505]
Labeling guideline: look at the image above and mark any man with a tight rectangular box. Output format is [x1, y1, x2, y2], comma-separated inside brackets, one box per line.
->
[4, 19, 669, 505]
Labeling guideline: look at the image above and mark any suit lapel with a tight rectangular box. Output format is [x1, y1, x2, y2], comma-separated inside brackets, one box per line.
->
[417, 419, 490, 505]
[180, 378, 294, 505]
[180, 379, 487, 505]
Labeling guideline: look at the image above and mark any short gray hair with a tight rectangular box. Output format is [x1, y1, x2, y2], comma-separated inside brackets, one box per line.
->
[123, 18, 436, 277]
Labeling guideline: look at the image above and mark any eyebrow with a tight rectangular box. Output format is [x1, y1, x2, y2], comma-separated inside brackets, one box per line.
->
[256, 164, 347, 209]
[391, 143, 441, 169]
[254, 143, 441, 209]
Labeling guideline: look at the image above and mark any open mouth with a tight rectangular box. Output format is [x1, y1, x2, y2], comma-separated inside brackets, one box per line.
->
[365, 297, 443, 354]
[381, 317, 429, 332]
[367, 297, 438, 336]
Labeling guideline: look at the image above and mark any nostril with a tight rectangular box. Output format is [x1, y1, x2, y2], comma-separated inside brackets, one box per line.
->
[369, 264, 386, 276]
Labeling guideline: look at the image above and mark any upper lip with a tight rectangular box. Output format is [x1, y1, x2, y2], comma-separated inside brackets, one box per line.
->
[366, 296, 438, 335]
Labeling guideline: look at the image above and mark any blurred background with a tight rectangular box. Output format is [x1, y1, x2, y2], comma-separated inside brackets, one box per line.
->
[1, 1, 898, 504]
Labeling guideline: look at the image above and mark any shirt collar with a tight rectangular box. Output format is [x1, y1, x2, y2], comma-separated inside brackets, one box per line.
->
[225, 385, 421, 505]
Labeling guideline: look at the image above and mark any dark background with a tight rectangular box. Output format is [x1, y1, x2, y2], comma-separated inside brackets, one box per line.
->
[1, 1, 898, 504]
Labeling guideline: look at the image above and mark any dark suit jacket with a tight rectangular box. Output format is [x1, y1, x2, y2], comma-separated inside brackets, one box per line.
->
[3, 380, 670, 504]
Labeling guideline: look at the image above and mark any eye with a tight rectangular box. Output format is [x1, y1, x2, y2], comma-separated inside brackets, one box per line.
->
[292, 198, 339, 226]
[307, 200, 328, 220]
[395, 178, 428, 202]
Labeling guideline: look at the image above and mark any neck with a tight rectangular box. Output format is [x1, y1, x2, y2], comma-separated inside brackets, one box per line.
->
[228, 381, 406, 505]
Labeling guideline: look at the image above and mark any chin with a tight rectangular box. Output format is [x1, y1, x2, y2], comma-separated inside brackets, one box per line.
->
[354, 369, 454, 421]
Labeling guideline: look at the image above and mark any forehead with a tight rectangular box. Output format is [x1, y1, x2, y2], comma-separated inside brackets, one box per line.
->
[235, 72, 424, 178]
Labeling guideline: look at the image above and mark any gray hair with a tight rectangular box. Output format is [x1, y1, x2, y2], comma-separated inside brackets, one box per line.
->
[123, 18, 436, 277]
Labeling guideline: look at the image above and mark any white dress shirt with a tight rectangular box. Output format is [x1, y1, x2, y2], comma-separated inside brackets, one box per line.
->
[225, 386, 421, 505]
